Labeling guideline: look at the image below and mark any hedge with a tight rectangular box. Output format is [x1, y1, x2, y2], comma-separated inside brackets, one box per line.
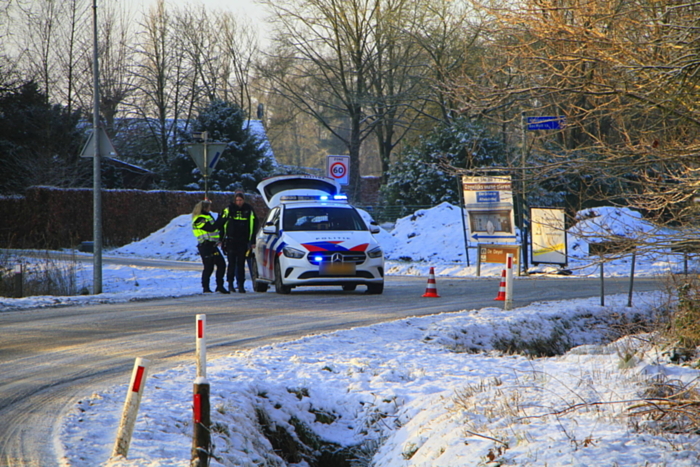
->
[0, 187, 267, 249]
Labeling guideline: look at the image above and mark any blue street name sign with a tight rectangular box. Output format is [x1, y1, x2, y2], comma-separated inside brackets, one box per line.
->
[527, 116, 564, 130]
[476, 191, 500, 203]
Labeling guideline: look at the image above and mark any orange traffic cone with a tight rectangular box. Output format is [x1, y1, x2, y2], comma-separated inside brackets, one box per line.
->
[494, 268, 506, 301]
[422, 267, 440, 297]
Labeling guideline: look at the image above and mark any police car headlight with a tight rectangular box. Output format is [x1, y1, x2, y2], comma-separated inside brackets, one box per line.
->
[367, 247, 383, 258]
[283, 247, 306, 259]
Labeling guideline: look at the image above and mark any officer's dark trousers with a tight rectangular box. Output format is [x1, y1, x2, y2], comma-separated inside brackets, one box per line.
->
[225, 242, 248, 289]
[198, 242, 225, 291]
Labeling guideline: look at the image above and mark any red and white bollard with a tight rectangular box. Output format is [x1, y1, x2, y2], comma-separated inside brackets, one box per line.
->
[192, 314, 211, 466]
[196, 314, 206, 379]
[192, 376, 211, 466]
[505, 253, 514, 310]
[112, 357, 150, 459]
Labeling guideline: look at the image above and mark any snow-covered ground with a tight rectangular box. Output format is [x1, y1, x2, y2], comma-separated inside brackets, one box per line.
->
[3, 205, 700, 466]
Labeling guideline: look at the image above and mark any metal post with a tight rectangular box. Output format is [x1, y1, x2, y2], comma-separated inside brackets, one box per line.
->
[13, 263, 23, 298]
[520, 113, 528, 275]
[627, 250, 636, 307]
[457, 176, 470, 267]
[91, 0, 102, 294]
[600, 261, 605, 307]
[192, 378, 211, 466]
[203, 132, 209, 200]
[476, 245, 481, 277]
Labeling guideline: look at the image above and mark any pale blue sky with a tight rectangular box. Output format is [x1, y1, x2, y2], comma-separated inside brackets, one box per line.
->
[124, 0, 269, 44]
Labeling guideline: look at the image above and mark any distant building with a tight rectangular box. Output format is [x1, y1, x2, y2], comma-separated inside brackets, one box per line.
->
[102, 157, 159, 190]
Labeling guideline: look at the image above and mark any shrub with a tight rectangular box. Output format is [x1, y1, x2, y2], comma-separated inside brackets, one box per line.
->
[665, 275, 700, 352]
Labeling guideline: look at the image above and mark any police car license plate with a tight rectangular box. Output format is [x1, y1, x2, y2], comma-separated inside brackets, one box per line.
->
[320, 262, 356, 276]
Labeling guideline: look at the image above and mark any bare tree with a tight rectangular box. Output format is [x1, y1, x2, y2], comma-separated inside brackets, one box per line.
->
[259, 0, 381, 199]
[97, 1, 137, 135]
[0, 0, 21, 89]
[15, 0, 63, 101]
[367, 0, 485, 180]
[442, 0, 700, 245]
[367, 0, 428, 181]
[129, 0, 187, 166]
[50, 0, 90, 115]
[176, 6, 224, 103]
[219, 12, 259, 118]
[173, 7, 259, 120]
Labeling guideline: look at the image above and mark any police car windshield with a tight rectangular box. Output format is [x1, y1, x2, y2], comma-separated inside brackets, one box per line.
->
[283, 207, 367, 231]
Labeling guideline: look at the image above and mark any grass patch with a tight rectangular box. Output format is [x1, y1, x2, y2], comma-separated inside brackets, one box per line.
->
[629, 375, 700, 435]
[0, 250, 82, 297]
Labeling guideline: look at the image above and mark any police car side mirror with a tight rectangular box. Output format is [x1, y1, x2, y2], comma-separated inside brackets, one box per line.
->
[263, 223, 277, 235]
[369, 221, 380, 234]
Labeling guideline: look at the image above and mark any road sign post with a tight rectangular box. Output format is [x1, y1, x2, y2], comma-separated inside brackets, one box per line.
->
[520, 114, 566, 273]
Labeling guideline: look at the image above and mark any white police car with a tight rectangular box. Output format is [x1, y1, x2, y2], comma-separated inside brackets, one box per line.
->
[252, 175, 385, 294]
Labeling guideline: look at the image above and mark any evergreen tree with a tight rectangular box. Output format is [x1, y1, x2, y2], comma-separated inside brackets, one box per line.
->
[0, 81, 86, 195]
[164, 99, 274, 192]
[381, 118, 507, 216]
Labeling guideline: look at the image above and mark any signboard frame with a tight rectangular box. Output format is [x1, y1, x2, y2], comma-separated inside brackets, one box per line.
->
[530, 207, 567, 266]
[326, 155, 350, 185]
[462, 175, 517, 243]
[476, 244, 521, 276]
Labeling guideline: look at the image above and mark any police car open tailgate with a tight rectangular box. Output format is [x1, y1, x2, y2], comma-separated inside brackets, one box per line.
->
[257, 175, 341, 208]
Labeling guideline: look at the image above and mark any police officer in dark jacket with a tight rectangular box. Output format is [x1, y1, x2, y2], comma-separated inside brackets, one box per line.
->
[191, 199, 228, 294]
[221, 192, 257, 293]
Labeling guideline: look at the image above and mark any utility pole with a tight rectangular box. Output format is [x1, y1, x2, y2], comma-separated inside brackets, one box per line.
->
[92, 0, 103, 294]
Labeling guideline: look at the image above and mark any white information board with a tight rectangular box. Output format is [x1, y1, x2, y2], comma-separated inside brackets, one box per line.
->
[531, 207, 567, 265]
[462, 176, 516, 243]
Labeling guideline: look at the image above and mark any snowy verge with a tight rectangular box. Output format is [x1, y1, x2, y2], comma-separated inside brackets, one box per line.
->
[60, 292, 700, 467]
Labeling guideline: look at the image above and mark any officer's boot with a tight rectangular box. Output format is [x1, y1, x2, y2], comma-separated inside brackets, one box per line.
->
[216, 281, 230, 294]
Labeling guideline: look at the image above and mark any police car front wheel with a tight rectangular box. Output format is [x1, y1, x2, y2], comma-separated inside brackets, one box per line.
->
[274, 259, 292, 294]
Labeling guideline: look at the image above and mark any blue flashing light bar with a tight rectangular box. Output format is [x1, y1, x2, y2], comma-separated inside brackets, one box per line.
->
[280, 194, 348, 202]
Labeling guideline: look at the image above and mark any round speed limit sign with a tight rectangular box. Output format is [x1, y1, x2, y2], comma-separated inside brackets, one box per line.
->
[327, 156, 349, 185]
[330, 162, 346, 179]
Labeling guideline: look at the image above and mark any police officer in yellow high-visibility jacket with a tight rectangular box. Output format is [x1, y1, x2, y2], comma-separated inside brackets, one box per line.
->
[221, 192, 257, 293]
[191, 199, 228, 294]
